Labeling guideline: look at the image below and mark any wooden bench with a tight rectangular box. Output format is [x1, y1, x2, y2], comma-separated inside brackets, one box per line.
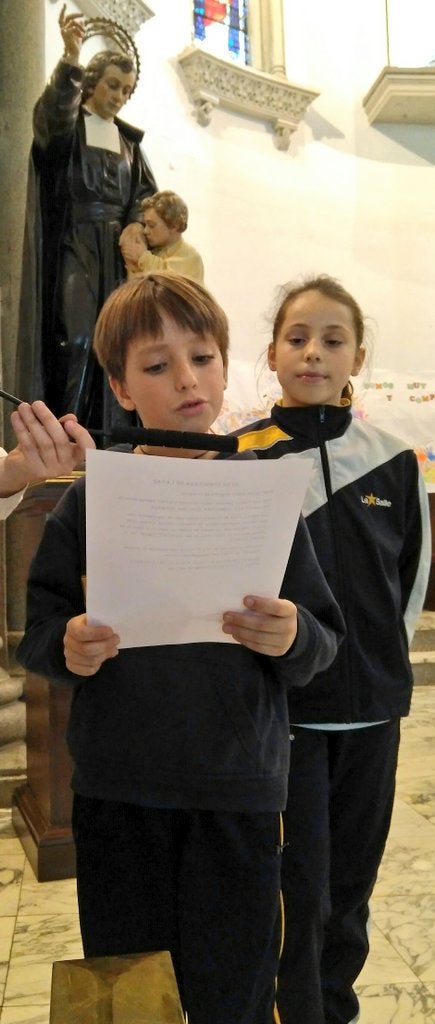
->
[50, 950, 185, 1023]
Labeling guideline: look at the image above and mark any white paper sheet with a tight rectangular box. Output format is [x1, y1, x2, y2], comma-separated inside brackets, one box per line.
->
[85, 449, 313, 647]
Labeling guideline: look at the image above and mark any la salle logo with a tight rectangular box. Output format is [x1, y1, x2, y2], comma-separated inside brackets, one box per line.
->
[361, 493, 392, 508]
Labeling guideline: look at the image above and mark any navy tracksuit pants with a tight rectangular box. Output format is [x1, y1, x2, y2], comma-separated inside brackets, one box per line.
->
[72, 797, 282, 1024]
[276, 720, 400, 1024]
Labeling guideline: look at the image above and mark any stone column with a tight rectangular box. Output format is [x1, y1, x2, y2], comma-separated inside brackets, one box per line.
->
[0, 1, 45, 769]
[261, 0, 286, 77]
[1, 0, 45, 642]
[0, 318, 8, 680]
[0, 1, 45, 446]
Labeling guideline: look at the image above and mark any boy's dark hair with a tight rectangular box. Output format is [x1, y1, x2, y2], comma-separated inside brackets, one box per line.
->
[142, 191, 189, 233]
[272, 274, 366, 402]
[82, 51, 137, 102]
[93, 272, 230, 381]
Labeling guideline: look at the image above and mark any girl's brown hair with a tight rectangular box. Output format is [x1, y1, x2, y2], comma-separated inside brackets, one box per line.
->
[93, 272, 229, 381]
[272, 275, 366, 402]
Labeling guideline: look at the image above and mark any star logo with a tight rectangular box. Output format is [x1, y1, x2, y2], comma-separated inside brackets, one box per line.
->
[360, 493, 392, 508]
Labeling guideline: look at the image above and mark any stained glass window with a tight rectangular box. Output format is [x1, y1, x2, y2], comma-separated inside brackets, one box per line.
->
[193, 2, 250, 66]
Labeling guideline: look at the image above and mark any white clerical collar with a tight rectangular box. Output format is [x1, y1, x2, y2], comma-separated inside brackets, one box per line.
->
[83, 109, 121, 154]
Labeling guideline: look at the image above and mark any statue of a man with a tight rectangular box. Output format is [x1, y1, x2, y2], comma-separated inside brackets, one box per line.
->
[16, 5, 157, 434]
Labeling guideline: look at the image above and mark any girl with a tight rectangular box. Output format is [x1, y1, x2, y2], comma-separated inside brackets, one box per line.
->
[236, 275, 431, 1024]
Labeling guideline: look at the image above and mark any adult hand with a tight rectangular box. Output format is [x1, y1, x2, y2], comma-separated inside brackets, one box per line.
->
[222, 596, 298, 656]
[64, 615, 120, 676]
[119, 234, 148, 270]
[2, 400, 95, 497]
[119, 223, 147, 258]
[59, 3, 85, 64]
[119, 223, 147, 244]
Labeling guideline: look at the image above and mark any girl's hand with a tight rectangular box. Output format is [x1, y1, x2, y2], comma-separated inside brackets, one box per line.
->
[222, 596, 298, 656]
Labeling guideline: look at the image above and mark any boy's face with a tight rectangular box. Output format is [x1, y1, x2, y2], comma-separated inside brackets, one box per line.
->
[110, 314, 227, 455]
[143, 210, 176, 249]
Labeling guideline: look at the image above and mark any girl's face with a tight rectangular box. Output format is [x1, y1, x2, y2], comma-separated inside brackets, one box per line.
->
[268, 290, 365, 408]
[109, 313, 227, 457]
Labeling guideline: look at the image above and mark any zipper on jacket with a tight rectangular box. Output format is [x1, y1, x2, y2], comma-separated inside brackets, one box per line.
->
[317, 407, 355, 720]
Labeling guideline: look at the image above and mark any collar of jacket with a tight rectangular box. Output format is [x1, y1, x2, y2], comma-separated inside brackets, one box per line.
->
[271, 402, 352, 444]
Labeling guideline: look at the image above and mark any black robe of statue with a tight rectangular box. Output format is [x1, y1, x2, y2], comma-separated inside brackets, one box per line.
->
[16, 59, 157, 434]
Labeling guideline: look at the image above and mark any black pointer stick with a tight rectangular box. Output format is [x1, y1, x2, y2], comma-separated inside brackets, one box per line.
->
[0, 388, 24, 408]
[0, 392, 239, 453]
[91, 427, 238, 453]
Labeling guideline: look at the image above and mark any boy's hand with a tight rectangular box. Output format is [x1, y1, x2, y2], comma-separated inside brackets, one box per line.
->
[222, 596, 298, 656]
[64, 614, 120, 676]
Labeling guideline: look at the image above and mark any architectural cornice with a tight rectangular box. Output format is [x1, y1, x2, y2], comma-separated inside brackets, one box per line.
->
[176, 46, 319, 151]
[363, 66, 435, 124]
[70, 0, 154, 35]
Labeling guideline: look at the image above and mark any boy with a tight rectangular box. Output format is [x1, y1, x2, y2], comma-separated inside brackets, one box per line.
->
[17, 273, 345, 1024]
[119, 189, 205, 283]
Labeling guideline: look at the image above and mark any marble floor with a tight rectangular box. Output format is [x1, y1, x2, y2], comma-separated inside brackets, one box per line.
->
[0, 688, 433, 1023]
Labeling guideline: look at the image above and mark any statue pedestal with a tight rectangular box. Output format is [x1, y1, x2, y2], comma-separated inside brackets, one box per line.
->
[10, 480, 76, 881]
[12, 671, 75, 881]
[50, 951, 184, 1024]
